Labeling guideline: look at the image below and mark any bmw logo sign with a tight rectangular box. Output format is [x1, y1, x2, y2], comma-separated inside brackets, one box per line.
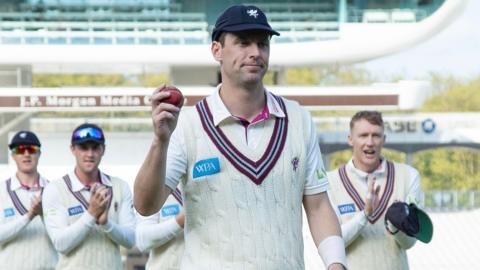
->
[421, 119, 436, 134]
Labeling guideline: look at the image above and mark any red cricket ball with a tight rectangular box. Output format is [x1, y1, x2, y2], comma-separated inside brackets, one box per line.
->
[160, 86, 184, 107]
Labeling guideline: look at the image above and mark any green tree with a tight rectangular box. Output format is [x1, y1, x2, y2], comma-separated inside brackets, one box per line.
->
[422, 75, 480, 112]
[33, 74, 126, 87]
[413, 148, 480, 190]
[32, 73, 170, 87]
[284, 65, 376, 86]
[138, 73, 169, 87]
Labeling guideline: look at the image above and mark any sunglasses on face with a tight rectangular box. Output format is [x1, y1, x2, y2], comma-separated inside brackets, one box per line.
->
[11, 145, 40, 155]
[72, 127, 104, 142]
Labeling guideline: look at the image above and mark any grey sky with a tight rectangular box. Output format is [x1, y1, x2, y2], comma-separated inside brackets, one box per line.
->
[359, 0, 480, 80]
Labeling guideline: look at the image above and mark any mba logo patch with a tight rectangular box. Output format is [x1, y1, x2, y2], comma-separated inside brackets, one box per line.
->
[68, 205, 84, 216]
[338, 203, 356, 215]
[192, 157, 220, 179]
[4, 208, 15, 217]
[161, 204, 180, 218]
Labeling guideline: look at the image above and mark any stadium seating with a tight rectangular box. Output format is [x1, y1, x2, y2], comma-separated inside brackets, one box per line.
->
[0, 1, 444, 46]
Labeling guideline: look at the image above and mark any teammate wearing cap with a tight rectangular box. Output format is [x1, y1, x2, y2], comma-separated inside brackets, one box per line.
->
[0, 131, 58, 269]
[42, 123, 135, 270]
[327, 111, 425, 270]
[134, 4, 346, 270]
[135, 189, 184, 270]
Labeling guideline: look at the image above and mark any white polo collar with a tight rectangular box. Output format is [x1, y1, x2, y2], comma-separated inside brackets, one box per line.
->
[10, 174, 48, 191]
[210, 84, 286, 126]
[68, 170, 112, 192]
[346, 158, 388, 181]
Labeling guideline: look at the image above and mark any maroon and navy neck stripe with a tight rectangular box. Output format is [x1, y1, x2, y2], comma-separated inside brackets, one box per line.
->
[6, 178, 28, 215]
[338, 161, 395, 224]
[195, 95, 288, 185]
[63, 174, 113, 210]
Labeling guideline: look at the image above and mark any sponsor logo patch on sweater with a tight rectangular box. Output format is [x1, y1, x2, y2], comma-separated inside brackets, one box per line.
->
[68, 205, 84, 216]
[338, 203, 356, 215]
[193, 157, 220, 179]
[316, 168, 327, 181]
[3, 208, 15, 217]
[161, 204, 180, 217]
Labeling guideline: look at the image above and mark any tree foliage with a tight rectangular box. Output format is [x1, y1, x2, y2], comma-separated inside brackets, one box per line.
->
[284, 65, 376, 85]
[422, 75, 480, 112]
[33, 74, 125, 87]
[413, 148, 480, 190]
[33, 73, 169, 87]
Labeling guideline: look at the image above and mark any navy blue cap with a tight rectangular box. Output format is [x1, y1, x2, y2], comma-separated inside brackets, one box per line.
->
[385, 202, 433, 243]
[71, 123, 105, 145]
[212, 5, 280, 42]
[9, 131, 41, 149]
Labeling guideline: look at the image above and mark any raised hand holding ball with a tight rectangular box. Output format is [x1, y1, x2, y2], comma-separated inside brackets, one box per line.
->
[159, 86, 184, 107]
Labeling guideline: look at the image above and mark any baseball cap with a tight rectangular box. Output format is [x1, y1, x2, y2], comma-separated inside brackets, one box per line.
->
[9, 131, 41, 149]
[212, 4, 280, 42]
[385, 202, 433, 243]
[71, 123, 105, 145]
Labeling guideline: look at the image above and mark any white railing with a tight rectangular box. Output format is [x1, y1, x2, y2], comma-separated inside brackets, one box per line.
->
[0, 29, 339, 45]
[0, 30, 209, 45]
[425, 190, 480, 211]
[0, 21, 208, 32]
[0, 11, 205, 21]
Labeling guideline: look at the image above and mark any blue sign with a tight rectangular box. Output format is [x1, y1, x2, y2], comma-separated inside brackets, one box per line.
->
[192, 157, 221, 179]
[68, 205, 84, 216]
[338, 203, 356, 215]
[4, 208, 15, 217]
[161, 204, 180, 217]
[422, 118, 436, 134]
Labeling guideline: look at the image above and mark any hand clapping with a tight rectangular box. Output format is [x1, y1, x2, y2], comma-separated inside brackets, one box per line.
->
[364, 176, 380, 217]
[87, 183, 111, 224]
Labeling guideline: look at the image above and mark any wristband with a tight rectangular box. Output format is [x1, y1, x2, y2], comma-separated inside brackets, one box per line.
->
[318, 235, 347, 269]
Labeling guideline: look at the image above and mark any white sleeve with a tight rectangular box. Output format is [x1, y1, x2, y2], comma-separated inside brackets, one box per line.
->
[0, 213, 30, 245]
[405, 167, 424, 206]
[304, 112, 329, 195]
[340, 211, 368, 247]
[99, 182, 136, 248]
[328, 191, 367, 247]
[165, 124, 188, 191]
[42, 183, 96, 254]
[135, 212, 183, 252]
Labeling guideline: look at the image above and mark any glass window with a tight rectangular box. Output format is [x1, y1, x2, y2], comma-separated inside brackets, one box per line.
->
[25, 37, 45, 44]
[93, 37, 113, 44]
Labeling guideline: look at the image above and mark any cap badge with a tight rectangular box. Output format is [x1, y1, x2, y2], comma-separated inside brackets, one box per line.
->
[19, 132, 27, 138]
[247, 9, 258, 18]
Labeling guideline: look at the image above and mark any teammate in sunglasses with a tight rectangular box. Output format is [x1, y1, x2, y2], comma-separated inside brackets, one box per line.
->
[42, 123, 135, 270]
[0, 131, 58, 269]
